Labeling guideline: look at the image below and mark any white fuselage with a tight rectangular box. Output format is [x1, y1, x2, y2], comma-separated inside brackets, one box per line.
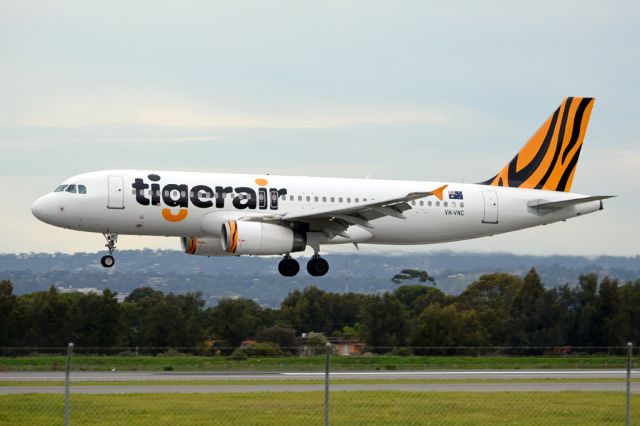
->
[31, 170, 603, 249]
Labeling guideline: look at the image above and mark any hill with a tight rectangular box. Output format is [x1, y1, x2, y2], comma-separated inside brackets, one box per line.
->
[1, 250, 638, 307]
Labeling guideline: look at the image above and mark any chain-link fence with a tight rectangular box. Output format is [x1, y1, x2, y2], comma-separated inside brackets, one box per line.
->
[1, 344, 638, 425]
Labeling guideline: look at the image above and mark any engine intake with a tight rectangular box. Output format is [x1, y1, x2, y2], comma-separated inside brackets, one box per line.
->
[181, 237, 228, 256]
[221, 220, 306, 255]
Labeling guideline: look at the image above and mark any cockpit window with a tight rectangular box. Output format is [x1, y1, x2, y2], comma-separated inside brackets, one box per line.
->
[78, 185, 87, 194]
[55, 185, 68, 192]
[65, 184, 77, 193]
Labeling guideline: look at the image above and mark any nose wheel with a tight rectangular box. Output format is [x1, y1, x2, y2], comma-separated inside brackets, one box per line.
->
[100, 255, 115, 268]
[101, 233, 118, 268]
[307, 255, 329, 277]
[278, 255, 300, 277]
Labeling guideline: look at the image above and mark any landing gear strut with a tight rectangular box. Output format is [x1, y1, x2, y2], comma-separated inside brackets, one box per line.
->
[100, 233, 118, 268]
[307, 255, 329, 277]
[278, 255, 300, 277]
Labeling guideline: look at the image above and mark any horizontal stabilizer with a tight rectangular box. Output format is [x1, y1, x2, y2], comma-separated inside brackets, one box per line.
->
[527, 195, 614, 210]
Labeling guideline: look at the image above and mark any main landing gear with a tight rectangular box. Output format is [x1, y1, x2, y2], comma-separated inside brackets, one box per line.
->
[307, 255, 329, 277]
[100, 233, 118, 268]
[278, 255, 300, 277]
[278, 254, 329, 277]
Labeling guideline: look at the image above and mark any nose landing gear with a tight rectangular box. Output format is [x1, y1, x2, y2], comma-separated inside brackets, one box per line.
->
[100, 233, 118, 268]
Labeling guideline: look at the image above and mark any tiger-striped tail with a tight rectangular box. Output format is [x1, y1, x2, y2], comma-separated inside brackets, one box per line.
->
[480, 97, 595, 192]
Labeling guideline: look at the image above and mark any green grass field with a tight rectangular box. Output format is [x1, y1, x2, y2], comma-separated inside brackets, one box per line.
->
[1, 354, 636, 372]
[0, 391, 633, 425]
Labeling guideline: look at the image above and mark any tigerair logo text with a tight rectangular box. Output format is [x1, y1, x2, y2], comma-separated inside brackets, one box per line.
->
[132, 174, 287, 222]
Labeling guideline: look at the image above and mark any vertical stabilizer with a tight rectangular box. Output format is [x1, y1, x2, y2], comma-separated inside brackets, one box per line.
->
[480, 97, 595, 192]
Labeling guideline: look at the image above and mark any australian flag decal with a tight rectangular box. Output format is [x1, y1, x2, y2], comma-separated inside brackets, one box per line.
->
[448, 191, 463, 200]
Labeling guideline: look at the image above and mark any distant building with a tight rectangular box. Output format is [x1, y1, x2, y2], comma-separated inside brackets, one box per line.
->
[299, 333, 366, 356]
[328, 338, 366, 356]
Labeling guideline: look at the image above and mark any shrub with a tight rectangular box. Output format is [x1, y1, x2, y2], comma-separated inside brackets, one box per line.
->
[392, 347, 413, 356]
[231, 342, 283, 358]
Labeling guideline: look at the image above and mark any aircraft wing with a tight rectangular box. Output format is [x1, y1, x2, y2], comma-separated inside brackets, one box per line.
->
[243, 184, 448, 239]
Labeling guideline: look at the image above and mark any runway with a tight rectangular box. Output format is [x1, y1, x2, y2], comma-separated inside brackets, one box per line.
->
[1, 369, 637, 381]
[1, 370, 637, 394]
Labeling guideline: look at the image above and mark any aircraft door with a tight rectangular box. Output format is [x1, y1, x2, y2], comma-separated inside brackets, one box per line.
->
[482, 190, 498, 224]
[107, 175, 125, 209]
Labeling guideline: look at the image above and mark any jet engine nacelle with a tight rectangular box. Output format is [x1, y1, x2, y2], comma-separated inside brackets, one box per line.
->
[181, 236, 229, 256]
[221, 220, 307, 255]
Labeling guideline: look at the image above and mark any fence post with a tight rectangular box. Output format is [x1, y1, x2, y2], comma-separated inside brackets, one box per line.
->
[627, 342, 632, 426]
[325, 342, 331, 426]
[65, 342, 74, 426]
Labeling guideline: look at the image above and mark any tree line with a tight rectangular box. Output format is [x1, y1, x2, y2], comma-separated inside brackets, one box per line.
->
[1, 268, 640, 354]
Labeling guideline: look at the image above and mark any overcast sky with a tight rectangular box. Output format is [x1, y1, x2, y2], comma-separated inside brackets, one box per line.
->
[1, 0, 638, 256]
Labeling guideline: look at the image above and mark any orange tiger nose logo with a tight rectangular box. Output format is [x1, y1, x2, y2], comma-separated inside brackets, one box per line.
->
[162, 208, 188, 222]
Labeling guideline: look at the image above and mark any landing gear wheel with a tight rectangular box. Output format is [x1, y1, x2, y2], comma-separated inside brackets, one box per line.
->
[100, 255, 115, 268]
[307, 256, 329, 277]
[278, 257, 300, 277]
[100, 233, 118, 268]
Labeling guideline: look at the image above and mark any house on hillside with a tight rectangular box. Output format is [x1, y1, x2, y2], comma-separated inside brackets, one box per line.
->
[299, 333, 366, 356]
[328, 338, 366, 356]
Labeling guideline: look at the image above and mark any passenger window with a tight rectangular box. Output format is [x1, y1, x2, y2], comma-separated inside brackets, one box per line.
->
[452, 201, 456, 207]
[314, 196, 319, 202]
[331, 197, 335, 202]
[347, 198, 351, 203]
[54, 185, 68, 192]
[298, 196, 302, 201]
[339, 197, 343, 203]
[355, 198, 359, 203]
[78, 185, 87, 194]
[419, 201, 424, 206]
[460, 202, 465, 208]
[322, 196, 327, 202]
[428, 201, 432, 207]
[306, 196, 311, 202]
[444, 202, 448, 207]
[436, 201, 440, 207]
[411, 200, 416, 206]
[66, 184, 77, 193]
[281, 195, 286, 201]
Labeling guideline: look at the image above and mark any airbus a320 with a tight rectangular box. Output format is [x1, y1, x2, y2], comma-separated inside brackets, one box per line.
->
[32, 97, 611, 276]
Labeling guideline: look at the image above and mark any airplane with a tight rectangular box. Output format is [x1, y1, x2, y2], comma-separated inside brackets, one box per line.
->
[31, 97, 612, 277]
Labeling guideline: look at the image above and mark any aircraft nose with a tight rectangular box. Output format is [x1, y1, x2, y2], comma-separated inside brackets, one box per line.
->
[31, 196, 51, 222]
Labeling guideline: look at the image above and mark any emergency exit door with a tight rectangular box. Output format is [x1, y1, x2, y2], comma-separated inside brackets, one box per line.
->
[482, 191, 499, 224]
[107, 175, 125, 209]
